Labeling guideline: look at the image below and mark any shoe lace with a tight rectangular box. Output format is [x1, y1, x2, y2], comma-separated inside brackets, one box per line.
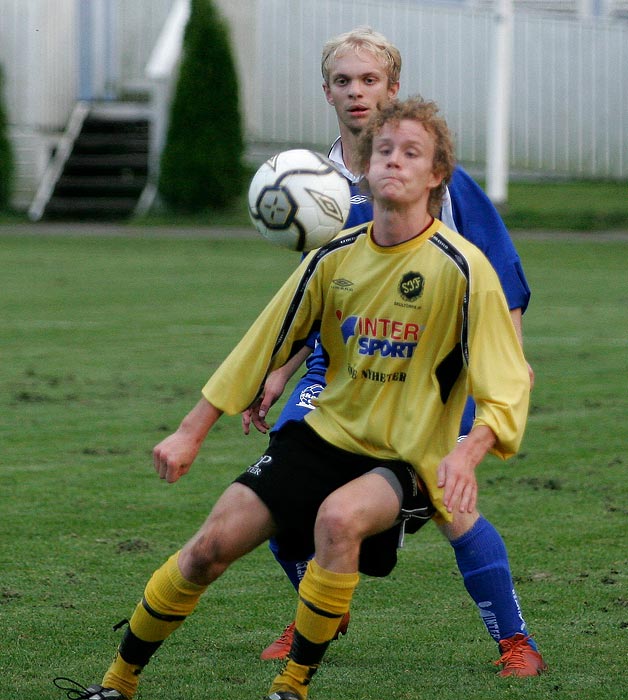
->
[276, 621, 296, 646]
[53, 678, 95, 699]
[53, 678, 123, 700]
[493, 634, 533, 669]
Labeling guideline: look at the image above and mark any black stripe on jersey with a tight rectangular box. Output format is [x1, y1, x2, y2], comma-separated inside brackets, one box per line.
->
[270, 226, 369, 361]
[429, 232, 470, 403]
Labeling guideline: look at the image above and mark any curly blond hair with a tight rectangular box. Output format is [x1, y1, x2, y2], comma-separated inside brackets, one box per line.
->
[356, 96, 455, 216]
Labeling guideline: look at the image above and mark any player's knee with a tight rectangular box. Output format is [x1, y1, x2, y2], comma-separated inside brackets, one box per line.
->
[315, 495, 362, 544]
[438, 509, 480, 541]
[180, 528, 233, 584]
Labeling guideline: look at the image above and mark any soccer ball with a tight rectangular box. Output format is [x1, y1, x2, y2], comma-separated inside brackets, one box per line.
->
[248, 149, 351, 252]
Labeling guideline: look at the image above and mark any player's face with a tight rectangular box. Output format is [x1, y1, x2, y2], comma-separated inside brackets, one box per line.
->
[323, 51, 399, 135]
[365, 119, 441, 208]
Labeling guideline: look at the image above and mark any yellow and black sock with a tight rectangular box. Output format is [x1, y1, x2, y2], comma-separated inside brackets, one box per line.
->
[269, 559, 359, 698]
[102, 551, 206, 698]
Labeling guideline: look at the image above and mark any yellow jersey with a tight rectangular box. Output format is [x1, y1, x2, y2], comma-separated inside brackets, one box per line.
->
[203, 220, 530, 520]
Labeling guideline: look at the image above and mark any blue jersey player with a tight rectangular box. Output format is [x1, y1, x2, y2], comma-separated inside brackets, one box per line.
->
[244, 27, 546, 679]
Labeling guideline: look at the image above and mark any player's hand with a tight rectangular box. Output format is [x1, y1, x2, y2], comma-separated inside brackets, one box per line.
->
[242, 400, 271, 435]
[152, 399, 220, 483]
[437, 452, 478, 514]
[527, 362, 535, 391]
[436, 425, 495, 514]
[241, 367, 290, 435]
[153, 430, 200, 483]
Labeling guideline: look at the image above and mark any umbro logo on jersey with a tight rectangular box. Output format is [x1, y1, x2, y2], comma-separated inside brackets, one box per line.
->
[332, 278, 354, 290]
[349, 194, 370, 205]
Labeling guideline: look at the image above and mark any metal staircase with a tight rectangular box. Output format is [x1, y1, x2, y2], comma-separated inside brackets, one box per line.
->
[29, 102, 150, 221]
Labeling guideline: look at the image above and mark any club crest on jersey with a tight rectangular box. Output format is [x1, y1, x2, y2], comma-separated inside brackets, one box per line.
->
[336, 311, 422, 358]
[295, 383, 324, 410]
[399, 271, 425, 302]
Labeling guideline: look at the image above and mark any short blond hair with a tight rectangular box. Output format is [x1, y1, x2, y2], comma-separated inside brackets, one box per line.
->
[356, 96, 456, 216]
[321, 26, 402, 87]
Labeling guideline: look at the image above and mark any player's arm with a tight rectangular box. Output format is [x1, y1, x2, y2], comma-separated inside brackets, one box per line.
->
[242, 345, 313, 435]
[153, 398, 222, 484]
[448, 167, 534, 388]
[437, 424, 496, 513]
[509, 307, 535, 390]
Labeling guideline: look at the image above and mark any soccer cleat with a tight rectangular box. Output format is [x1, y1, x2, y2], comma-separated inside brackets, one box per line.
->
[494, 633, 548, 677]
[260, 612, 350, 660]
[53, 677, 128, 699]
[264, 692, 304, 700]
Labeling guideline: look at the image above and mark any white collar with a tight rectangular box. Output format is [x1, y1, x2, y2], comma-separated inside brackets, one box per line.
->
[328, 137, 363, 184]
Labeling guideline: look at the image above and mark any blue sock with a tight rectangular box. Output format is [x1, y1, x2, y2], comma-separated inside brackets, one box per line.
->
[450, 516, 536, 649]
[268, 537, 311, 592]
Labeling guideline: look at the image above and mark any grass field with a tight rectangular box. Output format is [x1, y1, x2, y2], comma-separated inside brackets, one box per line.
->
[130, 178, 627, 231]
[1, 229, 627, 699]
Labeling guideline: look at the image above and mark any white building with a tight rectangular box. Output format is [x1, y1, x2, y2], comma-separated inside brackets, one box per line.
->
[0, 0, 626, 213]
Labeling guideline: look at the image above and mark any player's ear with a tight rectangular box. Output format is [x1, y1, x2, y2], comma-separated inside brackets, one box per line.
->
[323, 82, 335, 105]
[427, 170, 444, 190]
[388, 81, 400, 99]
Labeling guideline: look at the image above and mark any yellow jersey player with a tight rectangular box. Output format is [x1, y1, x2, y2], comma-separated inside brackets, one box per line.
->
[54, 96, 541, 700]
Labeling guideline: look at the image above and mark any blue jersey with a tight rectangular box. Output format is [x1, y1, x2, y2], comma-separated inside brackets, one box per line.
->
[272, 164, 530, 435]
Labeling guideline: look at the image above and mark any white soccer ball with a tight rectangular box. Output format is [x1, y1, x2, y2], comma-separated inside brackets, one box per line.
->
[248, 149, 351, 251]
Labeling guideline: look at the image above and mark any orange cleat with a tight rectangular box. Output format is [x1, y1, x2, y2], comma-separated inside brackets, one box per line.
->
[260, 612, 350, 661]
[494, 633, 548, 677]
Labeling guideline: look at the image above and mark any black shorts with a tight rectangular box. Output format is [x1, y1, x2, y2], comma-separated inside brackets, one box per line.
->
[234, 421, 435, 577]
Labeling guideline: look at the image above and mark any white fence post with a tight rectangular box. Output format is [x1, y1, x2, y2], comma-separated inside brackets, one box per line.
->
[486, 0, 514, 205]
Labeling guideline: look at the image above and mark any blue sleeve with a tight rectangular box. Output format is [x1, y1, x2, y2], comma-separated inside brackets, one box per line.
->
[449, 166, 531, 313]
[343, 182, 374, 229]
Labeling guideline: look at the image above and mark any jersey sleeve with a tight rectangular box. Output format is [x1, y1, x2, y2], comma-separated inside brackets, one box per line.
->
[202, 258, 327, 415]
[465, 254, 531, 458]
[449, 166, 531, 313]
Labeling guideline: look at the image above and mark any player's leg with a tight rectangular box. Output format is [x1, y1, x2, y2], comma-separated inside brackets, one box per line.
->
[265, 376, 323, 590]
[438, 511, 547, 676]
[261, 377, 336, 660]
[262, 537, 349, 661]
[446, 398, 546, 676]
[267, 469, 402, 700]
[259, 539, 316, 661]
[268, 536, 310, 591]
[62, 483, 274, 700]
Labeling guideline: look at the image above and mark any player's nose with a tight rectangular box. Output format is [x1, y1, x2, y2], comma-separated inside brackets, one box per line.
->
[347, 80, 363, 97]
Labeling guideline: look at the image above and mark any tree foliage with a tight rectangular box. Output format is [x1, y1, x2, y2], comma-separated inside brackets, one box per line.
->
[0, 65, 14, 209]
[158, 0, 246, 212]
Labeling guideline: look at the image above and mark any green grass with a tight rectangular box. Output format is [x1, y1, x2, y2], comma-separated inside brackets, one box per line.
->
[1, 231, 627, 699]
[500, 180, 628, 231]
[3, 178, 626, 231]
[128, 179, 628, 231]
